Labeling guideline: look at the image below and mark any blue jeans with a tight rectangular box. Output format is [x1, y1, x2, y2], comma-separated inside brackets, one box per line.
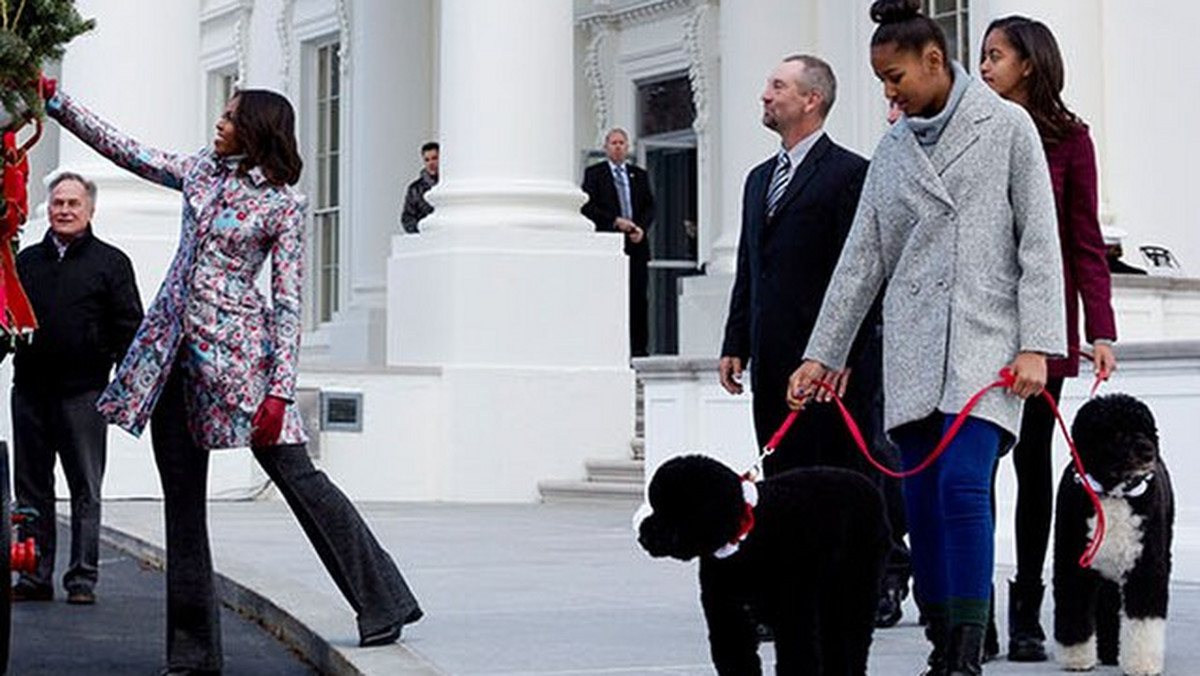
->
[895, 414, 1005, 625]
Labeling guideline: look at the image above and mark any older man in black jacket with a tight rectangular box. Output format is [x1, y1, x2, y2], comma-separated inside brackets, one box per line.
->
[5, 171, 142, 605]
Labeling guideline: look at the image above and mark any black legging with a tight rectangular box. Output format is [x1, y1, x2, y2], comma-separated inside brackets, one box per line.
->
[994, 377, 1064, 585]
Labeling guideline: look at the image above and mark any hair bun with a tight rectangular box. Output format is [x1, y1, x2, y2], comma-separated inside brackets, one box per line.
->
[870, 0, 922, 25]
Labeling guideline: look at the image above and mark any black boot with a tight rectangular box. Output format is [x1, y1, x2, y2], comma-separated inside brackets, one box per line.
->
[1007, 579, 1048, 662]
[919, 615, 949, 676]
[946, 623, 985, 676]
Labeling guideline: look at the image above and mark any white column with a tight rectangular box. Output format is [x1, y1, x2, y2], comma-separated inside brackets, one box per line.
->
[422, 1, 591, 233]
[677, 0, 811, 356]
[324, 0, 435, 365]
[386, 0, 633, 501]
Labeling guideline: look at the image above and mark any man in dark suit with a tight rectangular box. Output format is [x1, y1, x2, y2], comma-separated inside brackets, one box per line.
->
[718, 54, 910, 624]
[581, 128, 655, 357]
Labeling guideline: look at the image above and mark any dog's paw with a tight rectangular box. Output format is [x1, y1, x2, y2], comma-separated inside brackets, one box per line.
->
[1058, 636, 1098, 671]
[1120, 616, 1166, 676]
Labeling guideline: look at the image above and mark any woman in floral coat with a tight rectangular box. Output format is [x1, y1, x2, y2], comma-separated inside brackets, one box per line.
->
[45, 84, 422, 675]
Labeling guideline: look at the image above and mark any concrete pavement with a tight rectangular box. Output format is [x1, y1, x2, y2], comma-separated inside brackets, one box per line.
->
[93, 496, 1200, 676]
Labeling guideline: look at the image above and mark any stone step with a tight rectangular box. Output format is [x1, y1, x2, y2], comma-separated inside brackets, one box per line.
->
[537, 479, 642, 503]
[585, 458, 644, 484]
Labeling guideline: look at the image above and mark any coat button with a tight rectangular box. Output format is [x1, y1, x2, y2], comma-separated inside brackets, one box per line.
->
[936, 279, 948, 290]
[909, 281, 921, 295]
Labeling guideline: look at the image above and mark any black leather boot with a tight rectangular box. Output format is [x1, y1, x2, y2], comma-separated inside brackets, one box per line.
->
[1007, 579, 1048, 662]
[919, 616, 949, 676]
[947, 623, 985, 676]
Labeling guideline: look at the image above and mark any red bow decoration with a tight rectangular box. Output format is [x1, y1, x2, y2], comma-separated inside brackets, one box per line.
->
[0, 120, 40, 335]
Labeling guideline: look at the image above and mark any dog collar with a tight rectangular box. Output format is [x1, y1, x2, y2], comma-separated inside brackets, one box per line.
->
[713, 479, 759, 559]
[1076, 471, 1154, 498]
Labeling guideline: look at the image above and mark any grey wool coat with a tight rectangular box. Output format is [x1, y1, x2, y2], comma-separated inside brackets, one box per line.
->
[804, 75, 1067, 438]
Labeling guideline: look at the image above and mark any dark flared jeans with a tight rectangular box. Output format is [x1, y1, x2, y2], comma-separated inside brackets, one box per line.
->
[12, 386, 108, 595]
[150, 366, 420, 671]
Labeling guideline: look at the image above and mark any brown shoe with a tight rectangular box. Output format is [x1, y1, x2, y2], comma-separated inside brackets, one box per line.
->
[12, 584, 53, 602]
[67, 590, 96, 605]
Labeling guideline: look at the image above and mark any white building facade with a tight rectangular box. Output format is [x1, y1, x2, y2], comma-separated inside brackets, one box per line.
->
[4, 0, 1198, 502]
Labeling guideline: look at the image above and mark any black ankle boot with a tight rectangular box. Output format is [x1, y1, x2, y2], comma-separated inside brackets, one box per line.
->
[1007, 579, 1048, 662]
[947, 623, 985, 676]
[920, 616, 949, 676]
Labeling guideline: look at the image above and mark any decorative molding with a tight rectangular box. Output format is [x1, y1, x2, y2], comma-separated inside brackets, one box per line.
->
[681, 1, 711, 136]
[232, 3, 251, 87]
[583, 22, 611, 148]
[276, 0, 297, 94]
[336, 0, 351, 76]
[578, 0, 694, 30]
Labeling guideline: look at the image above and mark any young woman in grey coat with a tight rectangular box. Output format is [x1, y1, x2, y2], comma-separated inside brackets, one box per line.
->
[787, 1, 1067, 674]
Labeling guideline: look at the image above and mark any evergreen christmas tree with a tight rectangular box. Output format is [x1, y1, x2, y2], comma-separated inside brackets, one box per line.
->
[0, 0, 93, 121]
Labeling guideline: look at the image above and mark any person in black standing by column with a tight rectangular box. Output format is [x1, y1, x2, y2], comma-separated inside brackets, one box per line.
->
[6, 171, 143, 605]
[581, 128, 655, 357]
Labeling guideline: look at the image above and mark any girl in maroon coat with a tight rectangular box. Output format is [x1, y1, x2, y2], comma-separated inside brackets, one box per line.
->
[980, 15, 1119, 662]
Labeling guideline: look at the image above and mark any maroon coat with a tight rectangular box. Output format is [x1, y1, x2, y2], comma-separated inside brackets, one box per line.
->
[1045, 124, 1117, 378]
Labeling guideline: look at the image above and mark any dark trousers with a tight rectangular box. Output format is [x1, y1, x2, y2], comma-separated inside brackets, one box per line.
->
[150, 365, 421, 670]
[629, 250, 649, 357]
[13, 386, 107, 594]
[1004, 377, 1064, 586]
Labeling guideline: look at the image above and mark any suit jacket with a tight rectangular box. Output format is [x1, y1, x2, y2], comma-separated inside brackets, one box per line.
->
[721, 133, 869, 388]
[804, 76, 1067, 437]
[1045, 124, 1116, 378]
[50, 92, 307, 450]
[581, 160, 654, 257]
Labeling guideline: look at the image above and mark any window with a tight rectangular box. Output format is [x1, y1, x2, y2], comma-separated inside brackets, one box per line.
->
[207, 68, 238, 130]
[926, 0, 970, 70]
[312, 41, 341, 324]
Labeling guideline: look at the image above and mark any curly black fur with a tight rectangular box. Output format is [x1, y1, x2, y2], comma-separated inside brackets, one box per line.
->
[1054, 394, 1174, 676]
[638, 454, 889, 675]
[1070, 393, 1160, 489]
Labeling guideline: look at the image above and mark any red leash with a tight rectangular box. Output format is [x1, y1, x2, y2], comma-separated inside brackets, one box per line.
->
[764, 368, 1109, 568]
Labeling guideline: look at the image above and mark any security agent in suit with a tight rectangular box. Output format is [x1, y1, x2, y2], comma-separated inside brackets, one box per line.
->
[719, 55, 913, 625]
[581, 128, 655, 357]
[719, 54, 876, 478]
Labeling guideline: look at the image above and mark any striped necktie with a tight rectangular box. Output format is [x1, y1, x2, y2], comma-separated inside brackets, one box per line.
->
[765, 150, 791, 219]
[613, 164, 634, 220]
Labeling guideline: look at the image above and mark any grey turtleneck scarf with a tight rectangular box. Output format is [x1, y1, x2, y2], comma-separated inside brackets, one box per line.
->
[906, 60, 970, 151]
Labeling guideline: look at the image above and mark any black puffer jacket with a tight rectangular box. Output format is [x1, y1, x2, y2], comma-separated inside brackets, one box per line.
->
[7, 228, 143, 395]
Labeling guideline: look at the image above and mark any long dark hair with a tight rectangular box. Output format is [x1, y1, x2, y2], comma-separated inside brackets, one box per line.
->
[231, 89, 303, 186]
[869, 0, 950, 72]
[984, 16, 1082, 144]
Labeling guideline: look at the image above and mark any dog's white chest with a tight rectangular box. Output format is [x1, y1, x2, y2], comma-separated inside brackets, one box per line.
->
[1088, 498, 1145, 582]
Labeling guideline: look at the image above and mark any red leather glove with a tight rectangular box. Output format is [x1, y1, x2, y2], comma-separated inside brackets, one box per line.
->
[251, 395, 288, 448]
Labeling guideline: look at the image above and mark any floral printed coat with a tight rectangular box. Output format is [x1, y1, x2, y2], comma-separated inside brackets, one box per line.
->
[48, 93, 307, 450]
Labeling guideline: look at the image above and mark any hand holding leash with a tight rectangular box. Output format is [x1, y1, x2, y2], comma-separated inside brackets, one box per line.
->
[1007, 351, 1048, 399]
[786, 359, 829, 411]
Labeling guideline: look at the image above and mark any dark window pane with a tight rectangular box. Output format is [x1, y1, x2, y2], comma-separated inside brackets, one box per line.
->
[330, 45, 341, 97]
[637, 75, 695, 137]
[330, 99, 340, 153]
[329, 153, 339, 206]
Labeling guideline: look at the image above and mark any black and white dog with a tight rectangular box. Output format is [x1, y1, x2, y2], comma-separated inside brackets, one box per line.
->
[637, 454, 889, 675]
[1054, 394, 1174, 676]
